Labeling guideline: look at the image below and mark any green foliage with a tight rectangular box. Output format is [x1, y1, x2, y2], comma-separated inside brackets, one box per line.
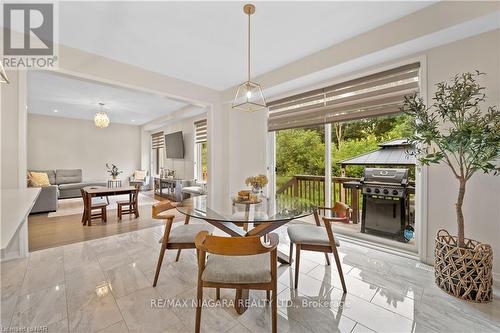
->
[276, 128, 325, 176]
[332, 135, 380, 177]
[105, 163, 122, 177]
[402, 72, 500, 179]
[402, 71, 499, 245]
[276, 114, 414, 179]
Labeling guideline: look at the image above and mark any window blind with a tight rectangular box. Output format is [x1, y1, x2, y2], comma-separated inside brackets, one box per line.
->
[151, 131, 164, 149]
[268, 62, 420, 131]
[194, 119, 207, 144]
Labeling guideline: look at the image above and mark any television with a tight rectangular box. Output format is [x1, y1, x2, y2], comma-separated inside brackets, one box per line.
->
[165, 131, 184, 158]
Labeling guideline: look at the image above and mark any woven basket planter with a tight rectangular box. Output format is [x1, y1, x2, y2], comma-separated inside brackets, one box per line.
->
[434, 229, 493, 303]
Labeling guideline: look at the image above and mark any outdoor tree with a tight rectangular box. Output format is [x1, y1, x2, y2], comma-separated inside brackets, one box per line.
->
[402, 72, 500, 247]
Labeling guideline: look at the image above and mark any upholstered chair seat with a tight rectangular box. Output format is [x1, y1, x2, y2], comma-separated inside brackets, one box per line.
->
[287, 225, 340, 247]
[162, 224, 214, 244]
[202, 253, 271, 284]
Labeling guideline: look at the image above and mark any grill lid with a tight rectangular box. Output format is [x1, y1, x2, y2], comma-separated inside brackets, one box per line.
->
[361, 168, 409, 186]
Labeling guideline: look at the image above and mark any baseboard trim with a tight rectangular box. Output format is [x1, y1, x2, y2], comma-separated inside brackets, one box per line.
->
[336, 233, 419, 261]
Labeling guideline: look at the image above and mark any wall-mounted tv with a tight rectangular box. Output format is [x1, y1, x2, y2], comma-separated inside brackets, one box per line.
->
[165, 131, 184, 159]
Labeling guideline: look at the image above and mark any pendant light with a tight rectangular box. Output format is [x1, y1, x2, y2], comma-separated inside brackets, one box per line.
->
[232, 3, 267, 112]
[0, 61, 9, 84]
[94, 102, 110, 128]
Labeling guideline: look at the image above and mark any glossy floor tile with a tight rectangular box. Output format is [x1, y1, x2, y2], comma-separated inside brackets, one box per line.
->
[1, 224, 499, 333]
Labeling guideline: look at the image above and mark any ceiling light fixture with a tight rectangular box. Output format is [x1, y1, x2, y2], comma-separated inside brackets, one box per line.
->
[232, 3, 267, 112]
[53, 109, 58, 113]
[0, 61, 9, 84]
[94, 102, 110, 128]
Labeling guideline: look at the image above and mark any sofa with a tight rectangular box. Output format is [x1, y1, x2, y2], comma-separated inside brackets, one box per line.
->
[29, 169, 106, 213]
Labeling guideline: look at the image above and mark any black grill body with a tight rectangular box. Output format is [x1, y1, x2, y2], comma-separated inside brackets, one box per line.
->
[360, 168, 409, 241]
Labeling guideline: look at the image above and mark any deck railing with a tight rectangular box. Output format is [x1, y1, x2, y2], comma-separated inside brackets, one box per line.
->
[276, 175, 362, 223]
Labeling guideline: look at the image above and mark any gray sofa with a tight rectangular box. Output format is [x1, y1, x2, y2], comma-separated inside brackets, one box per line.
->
[29, 169, 106, 213]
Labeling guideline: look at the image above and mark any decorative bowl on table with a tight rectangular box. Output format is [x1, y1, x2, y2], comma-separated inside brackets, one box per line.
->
[235, 190, 261, 204]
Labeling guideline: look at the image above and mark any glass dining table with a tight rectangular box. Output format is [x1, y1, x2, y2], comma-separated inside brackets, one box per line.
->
[176, 194, 317, 313]
[177, 194, 317, 262]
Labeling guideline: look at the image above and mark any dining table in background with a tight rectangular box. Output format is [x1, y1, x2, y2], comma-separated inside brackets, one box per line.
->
[82, 185, 139, 226]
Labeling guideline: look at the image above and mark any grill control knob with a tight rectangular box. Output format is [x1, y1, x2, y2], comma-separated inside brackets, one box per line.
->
[383, 189, 389, 195]
[366, 188, 372, 193]
[374, 188, 380, 194]
[392, 189, 399, 195]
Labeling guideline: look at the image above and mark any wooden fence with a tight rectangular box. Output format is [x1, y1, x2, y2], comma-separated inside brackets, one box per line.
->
[276, 175, 362, 223]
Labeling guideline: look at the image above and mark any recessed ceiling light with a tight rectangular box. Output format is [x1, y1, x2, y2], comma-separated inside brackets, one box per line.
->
[53, 109, 58, 113]
[131, 119, 135, 122]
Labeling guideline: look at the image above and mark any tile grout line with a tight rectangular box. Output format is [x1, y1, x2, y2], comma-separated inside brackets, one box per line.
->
[94, 237, 131, 333]
[6, 257, 30, 329]
[61, 249, 71, 332]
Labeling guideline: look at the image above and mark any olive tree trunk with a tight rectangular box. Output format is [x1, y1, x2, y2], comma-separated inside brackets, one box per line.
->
[456, 178, 466, 247]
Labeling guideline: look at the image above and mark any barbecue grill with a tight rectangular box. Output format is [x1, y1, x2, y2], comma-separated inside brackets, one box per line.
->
[360, 168, 410, 241]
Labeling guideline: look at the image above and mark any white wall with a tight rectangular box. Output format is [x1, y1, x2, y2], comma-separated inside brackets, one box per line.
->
[27, 114, 141, 181]
[1, 71, 27, 189]
[152, 113, 206, 180]
[424, 30, 500, 271]
[227, 107, 268, 196]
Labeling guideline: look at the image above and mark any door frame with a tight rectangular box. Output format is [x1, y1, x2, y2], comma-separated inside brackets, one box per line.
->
[267, 55, 429, 262]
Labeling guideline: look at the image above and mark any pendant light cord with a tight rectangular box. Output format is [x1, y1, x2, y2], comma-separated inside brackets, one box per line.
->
[247, 11, 251, 82]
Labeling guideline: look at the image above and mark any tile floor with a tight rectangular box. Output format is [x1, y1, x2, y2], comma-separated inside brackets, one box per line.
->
[1, 223, 499, 333]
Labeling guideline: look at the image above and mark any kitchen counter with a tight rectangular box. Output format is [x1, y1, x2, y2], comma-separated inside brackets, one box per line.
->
[1, 188, 41, 261]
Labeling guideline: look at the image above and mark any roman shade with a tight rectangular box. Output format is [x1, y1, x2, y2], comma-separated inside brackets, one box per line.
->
[268, 62, 420, 131]
[151, 131, 164, 149]
[194, 119, 207, 144]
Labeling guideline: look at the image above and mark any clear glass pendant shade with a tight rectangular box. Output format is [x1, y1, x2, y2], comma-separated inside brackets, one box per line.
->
[232, 81, 267, 112]
[232, 4, 267, 112]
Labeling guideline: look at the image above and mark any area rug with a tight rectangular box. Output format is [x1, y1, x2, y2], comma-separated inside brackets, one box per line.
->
[47, 192, 158, 218]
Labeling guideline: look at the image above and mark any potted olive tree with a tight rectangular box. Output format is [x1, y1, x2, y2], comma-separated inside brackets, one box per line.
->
[402, 72, 499, 303]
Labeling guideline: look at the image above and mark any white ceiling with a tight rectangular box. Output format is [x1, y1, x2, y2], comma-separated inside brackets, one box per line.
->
[58, 1, 435, 90]
[27, 71, 188, 125]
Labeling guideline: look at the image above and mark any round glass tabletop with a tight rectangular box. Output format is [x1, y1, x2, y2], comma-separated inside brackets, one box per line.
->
[176, 195, 316, 223]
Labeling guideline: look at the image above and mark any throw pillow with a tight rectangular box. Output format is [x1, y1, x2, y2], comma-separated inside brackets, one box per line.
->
[29, 172, 51, 187]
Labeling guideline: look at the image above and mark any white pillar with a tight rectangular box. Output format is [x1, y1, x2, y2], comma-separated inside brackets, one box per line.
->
[324, 123, 332, 209]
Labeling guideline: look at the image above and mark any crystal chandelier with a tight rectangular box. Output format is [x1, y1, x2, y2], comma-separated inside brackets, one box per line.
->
[232, 4, 267, 112]
[94, 103, 110, 128]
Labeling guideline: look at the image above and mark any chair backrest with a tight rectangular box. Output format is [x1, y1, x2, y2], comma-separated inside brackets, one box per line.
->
[195, 232, 278, 256]
[134, 170, 148, 180]
[80, 188, 87, 202]
[332, 202, 351, 218]
[152, 200, 177, 218]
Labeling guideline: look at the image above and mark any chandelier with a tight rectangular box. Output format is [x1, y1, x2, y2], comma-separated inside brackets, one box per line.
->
[94, 103, 110, 128]
[232, 4, 267, 112]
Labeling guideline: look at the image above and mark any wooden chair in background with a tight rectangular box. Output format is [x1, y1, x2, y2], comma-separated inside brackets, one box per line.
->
[117, 186, 140, 220]
[80, 188, 108, 224]
[194, 232, 279, 333]
[152, 200, 213, 287]
[287, 202, 350, 293]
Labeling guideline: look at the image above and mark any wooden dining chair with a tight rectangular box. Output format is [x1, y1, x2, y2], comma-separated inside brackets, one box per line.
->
[80, 189, 108, 224]
[117, 187, 139, 220]
[287, 202, 350, 293]
[152, 200, 214, 287]
[194, 232, 279, 333]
